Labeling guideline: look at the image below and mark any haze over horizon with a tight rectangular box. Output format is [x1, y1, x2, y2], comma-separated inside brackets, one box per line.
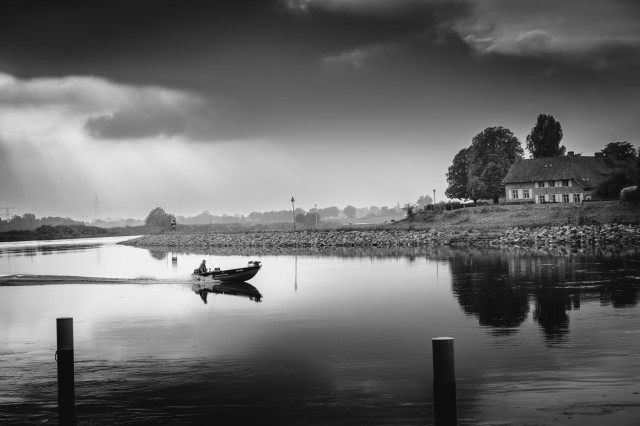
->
[1, 1, 639, 221]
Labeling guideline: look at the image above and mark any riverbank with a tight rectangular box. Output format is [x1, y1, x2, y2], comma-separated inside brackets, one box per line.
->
[115, 202, 640, 250]
[121, 222, 640, 250]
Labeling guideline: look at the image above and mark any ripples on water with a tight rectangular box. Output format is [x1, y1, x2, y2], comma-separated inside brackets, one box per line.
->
[1, 238, 639, 424]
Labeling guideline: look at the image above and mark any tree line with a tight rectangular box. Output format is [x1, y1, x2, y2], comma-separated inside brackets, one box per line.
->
[445, 114, 639, 203]
[0, 213, 85, 232]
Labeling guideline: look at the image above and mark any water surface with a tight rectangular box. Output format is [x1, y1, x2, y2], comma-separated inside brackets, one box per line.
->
[1, 237, 639, 425]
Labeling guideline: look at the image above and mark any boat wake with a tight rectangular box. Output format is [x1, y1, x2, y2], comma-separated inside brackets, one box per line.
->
[0, 274, 194, 286]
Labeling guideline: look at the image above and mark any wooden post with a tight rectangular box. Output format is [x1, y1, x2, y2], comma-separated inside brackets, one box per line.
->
[56, 317, 75, 424]
[432, 337, 457, 425]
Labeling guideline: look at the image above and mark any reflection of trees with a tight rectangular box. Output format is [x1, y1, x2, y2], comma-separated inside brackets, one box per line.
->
[450, 251, 529, 335]
[448, 248, 640, 343]
[533, 288, 579, 343]
[600, 285, 639, 308]
[148, 250, 167, 261]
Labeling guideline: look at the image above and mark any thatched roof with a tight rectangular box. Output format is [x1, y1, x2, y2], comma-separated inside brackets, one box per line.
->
[502, 155, 636, 189]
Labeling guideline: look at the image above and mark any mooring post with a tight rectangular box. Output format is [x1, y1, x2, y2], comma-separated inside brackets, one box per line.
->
[432, 337, 457, 426]
[56, 317, 75, 424]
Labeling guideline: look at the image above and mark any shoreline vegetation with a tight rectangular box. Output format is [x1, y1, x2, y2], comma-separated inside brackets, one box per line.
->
[2, 201, 638, 250]
[120, 202, 640, 251]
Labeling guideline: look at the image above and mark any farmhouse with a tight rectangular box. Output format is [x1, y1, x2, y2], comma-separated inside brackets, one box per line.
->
[502, 152, 636, 204]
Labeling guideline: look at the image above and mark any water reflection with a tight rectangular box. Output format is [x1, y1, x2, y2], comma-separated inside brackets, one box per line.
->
[447, 249, 640, 343]
[130, 244, 640, 265]
[149, 250, 168, 261]
[193, 281, 262, 303]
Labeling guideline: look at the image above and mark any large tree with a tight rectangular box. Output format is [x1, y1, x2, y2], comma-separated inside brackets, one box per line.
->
[145, 207, 174, 227]
[343, 205, 357, 219]
[600, 141, 637, 161]
[468, 126, 524, 203]
[445, 147, 471, 201]
[525, 114, 565, 158]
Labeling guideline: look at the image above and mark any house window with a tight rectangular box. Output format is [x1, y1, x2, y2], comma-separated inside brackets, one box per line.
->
[511, 189, 519, 200]
[549, 194, 556, 202]
[549, 180, 556, 187]
[562, 194, 569, 203]
[563, 179, 571, 187]
[523, 189, 530, 199]
[573, 193, 581, 203]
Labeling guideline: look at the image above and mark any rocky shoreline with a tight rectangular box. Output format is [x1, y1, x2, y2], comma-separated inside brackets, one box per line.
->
[120, 223, 640, 250]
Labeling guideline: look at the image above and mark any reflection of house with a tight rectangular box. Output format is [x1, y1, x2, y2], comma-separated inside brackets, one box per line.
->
[502, 152, 635, 204]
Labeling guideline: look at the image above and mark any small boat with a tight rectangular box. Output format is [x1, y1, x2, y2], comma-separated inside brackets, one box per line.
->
[193, 260, 262, 282]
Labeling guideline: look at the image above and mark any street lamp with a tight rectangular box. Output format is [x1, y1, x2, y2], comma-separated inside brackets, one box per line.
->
[291, 196, 296, 230]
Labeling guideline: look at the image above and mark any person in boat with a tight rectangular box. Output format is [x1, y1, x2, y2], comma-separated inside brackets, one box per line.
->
[198, 259, 208, 274]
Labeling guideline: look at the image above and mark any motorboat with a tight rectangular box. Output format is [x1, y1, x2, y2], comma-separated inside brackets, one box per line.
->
[193, 260, 261, 282]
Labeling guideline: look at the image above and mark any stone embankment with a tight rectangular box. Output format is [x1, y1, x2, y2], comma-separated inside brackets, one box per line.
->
[121, 223, 640, 250]
[122, 229, 483, 248]
[490, 223, 640, 249]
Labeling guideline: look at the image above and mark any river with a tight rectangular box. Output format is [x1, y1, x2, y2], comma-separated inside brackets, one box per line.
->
[1, 236, 639, 425]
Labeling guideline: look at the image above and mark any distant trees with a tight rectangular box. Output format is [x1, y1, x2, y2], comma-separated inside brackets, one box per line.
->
[318, 206, 340, 218]
[145, 207, 174, 227]
[296, 211, 320, 227]
[600, 141, 638, 161]
[0, 213, 83, 232]
[416, 195, 433, 209]
[343, 205, 357, 219]
[468, 126, 524, 203]
[525, 113, 565, 158]
[445, 147, 471, 201]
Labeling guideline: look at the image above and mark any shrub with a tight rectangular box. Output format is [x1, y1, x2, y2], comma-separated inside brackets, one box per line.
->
[620, 186, 639, 203]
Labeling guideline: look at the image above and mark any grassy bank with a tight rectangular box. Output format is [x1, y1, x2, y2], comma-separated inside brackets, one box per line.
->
[404, 200, 640, 230]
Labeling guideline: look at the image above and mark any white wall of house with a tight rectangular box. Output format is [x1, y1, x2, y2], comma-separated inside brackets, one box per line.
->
[506, 179, 583, 204]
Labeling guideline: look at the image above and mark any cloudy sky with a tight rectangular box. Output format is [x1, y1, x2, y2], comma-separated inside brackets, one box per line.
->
[1, 0, 639, 220]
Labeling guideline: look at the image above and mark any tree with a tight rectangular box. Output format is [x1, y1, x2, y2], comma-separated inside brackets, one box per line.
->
[403, 204, 416, 220]
[595, 172, 636, 199]
[319, 206, 340, 218]
[600, 141, 637, 161]
[525, 114, 565, 158]
[445, 147, 471, 201]
[416, 195, 433, 208]
[343, 205, 357, 219]
[145, 207, 173, 227]
[468, 126, 524, 203]
[296, 211, 320, 226]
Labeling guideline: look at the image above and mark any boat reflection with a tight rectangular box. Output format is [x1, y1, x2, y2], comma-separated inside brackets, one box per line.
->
[193, 281, 262, 303]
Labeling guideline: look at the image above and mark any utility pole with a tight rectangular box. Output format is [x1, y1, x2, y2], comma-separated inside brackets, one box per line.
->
[291, 197, 296, 230]
[315, 204, 318, 228]
[1, 206, 15, 221]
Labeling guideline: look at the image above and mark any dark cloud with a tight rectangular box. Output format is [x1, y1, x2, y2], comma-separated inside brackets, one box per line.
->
[1, 0, 638, 145]
[83, 92, 243, 141]
[0, 0, 476, 96]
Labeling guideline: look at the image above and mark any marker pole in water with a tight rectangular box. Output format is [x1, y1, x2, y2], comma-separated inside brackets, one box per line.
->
[56, 317, 75, 424]
[432, 337, 457, 426]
